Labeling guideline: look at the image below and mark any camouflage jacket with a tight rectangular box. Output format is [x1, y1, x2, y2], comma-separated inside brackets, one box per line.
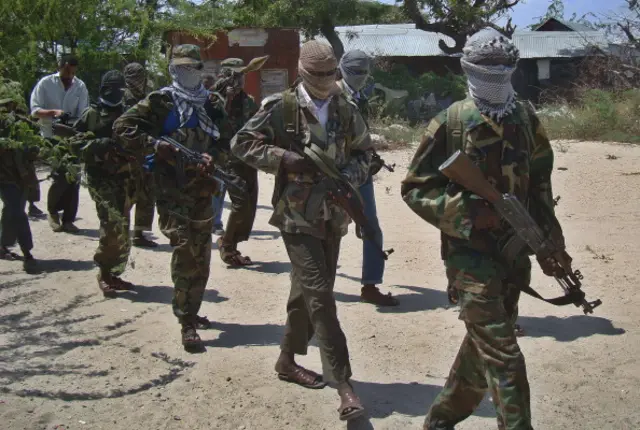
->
[210, 90, 258, 135]
[123, 88, 146, 111]
[230, 84, 373, 238]
[114, 89, 230, 201]
[402, 98, 564, 267]
[0, 108, 40, 188]
[337, 80, 370, 126]
[75, 105, 133, 177]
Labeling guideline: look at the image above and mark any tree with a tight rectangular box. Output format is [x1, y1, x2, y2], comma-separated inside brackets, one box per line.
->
[615, 0, 640, 48]
[400, 0, 520, 54]
[528, 0, 597, 30]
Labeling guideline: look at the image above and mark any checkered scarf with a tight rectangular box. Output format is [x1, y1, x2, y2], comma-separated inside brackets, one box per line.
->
[164, 65, 219, 138]
[461, 28, 520, 122]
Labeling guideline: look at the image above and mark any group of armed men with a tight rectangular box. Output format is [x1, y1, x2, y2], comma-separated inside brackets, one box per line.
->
[0, 27, 583, 428]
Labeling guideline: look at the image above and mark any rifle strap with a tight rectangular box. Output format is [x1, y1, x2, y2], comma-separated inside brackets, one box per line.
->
[446, 102, 464, 157]
[518, 283, 585, 307]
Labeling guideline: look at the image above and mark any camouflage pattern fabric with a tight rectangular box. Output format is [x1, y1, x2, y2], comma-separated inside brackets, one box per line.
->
[76, 105, 136, 276]
[402, 98, 560, 430]
[114, 89, 229, 324]
[230, 84, 372, 239]
[213, 90, 259, 246]
[121, 85, 157, 233]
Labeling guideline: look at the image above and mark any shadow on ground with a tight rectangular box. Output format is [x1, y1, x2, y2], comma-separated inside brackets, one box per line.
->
[334, 280, 452, 314]
[518, 315, 625, 342]
[351, 380, 495, 420]
[35, 258, 95, 273]
[228, 260, 291, 275]
[122, 285, 228, 306]
[202, 320, 284, 348]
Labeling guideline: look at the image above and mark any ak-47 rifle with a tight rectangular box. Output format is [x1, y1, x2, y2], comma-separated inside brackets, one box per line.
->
[291, 142, 394, 261]
[439, 150, 602, 315]
[371, 151, 395, 173]
[157, 136, 248, 196]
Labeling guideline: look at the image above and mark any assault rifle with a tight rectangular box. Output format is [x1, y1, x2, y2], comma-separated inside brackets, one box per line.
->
[371, 151, 395, 173]
[439, 150, 602, 314]
[157, 135, 248, 196]
[293, 142, 394, 261]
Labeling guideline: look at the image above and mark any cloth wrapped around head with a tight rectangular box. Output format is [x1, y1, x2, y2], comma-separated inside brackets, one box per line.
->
[0, 79, 27, 112]
[124, 62, 147, 99]
[339, 50, 372, 92]
[298, 40, 340, 100]
[99, 70, 125, 107]
[460, 28, 521, 121]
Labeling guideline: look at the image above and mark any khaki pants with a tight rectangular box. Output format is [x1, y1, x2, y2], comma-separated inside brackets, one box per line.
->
[280, 224, 352, 384]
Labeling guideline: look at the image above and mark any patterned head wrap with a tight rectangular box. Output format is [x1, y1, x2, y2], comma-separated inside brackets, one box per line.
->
[99, 70, 125, 107]
[124, 62, 146, 99]
[298, 41, 340, 100]
[461, 28, 521, 121]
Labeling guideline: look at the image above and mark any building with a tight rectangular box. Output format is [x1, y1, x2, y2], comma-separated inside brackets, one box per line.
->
[165, 28, 300, 104]
[316, 18, 612, 103]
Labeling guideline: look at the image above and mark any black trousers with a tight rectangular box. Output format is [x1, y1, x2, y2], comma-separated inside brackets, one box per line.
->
[47, 170, 80, 223]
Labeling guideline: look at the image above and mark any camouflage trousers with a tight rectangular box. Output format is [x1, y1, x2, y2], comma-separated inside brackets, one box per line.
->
[280, 224, 352, 384]
[221, 158, 258, 246]
[87, 173, 133, 277]
[426, 253, 532, 430]
[156, 194, 213, 325]
[133, 171, 156, 232]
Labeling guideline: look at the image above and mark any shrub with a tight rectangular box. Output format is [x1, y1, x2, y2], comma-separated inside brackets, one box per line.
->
[540, 89, 640, 143]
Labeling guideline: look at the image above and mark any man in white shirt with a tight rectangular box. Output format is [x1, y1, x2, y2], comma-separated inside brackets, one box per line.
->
[30, 55, 89, 233]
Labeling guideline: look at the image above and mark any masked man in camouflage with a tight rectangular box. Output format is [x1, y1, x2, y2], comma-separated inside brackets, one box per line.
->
[212, 57, 262, 266]
[337, 49, 398, 307]
[123, 62, 158, 248]
[114, 45, 229, 350]
[402, 28, 568, 430]
[231, 40, 371, 422]
[75, 70, 138, 297]
[0, 79, 41, 273]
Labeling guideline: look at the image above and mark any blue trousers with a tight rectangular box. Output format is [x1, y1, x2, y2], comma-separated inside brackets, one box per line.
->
[0, 183, 33, 253]
[359, 176, 384, 285]
[212, 185, 226, 229]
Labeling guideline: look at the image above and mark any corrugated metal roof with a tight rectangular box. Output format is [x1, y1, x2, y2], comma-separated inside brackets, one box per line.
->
[310, 24, 610, 59]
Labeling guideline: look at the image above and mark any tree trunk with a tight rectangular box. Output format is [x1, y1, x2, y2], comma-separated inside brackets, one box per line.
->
[320, 20, 344, 60]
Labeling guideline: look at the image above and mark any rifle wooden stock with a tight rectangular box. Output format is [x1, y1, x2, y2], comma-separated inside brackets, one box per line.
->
[438, 150, 502, 203]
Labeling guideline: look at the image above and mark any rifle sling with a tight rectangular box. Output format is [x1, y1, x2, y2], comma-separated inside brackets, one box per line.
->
[518, 283, 585, 307]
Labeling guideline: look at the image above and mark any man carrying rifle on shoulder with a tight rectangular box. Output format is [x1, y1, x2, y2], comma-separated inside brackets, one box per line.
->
[231, 40, 371, 422]
[401, 28, 595, 430]
[210, 56, 266, 267]
[114, 45, 229, 351]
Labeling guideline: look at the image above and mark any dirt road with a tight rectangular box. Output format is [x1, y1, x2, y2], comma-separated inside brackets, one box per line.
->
[1, 141, 638, 430]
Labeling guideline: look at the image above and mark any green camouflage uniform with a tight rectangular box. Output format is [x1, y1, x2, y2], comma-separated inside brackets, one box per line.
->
[230, 84, 372, 383]
[114, 87, 229, 324]
[211, 88, 259, 247]
[76, 104, 137, 277]
[402, 98, 561, 430]
[123, 87, 156, 234]
[0, 86, 40, 254]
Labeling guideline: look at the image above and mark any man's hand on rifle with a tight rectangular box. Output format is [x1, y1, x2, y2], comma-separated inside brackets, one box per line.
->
[281, 151, 315, 173]
[537, 250, 573, 277]
[199, 153, 214, 175]
[155, 140, 179, 162]
[470, 199, 501, 230]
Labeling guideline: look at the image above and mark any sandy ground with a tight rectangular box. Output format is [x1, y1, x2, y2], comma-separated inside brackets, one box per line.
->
[1, 140, 639, 430]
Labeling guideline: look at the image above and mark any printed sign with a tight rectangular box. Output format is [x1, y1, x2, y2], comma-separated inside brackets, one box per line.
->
[228, 29, 269, 47]
[261, 69, 289, 98]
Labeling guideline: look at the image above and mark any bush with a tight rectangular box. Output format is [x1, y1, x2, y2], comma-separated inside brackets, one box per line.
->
[540, 89, 640, 143]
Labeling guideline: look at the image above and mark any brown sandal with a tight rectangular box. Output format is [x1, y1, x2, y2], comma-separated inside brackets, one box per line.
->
[0, 247, 19, 261]
[112, 277, 135, 291]
[338, 391, 365, 421]
[217, 238, 252, 266]
[194, 315, 212, 329]
[277, 366, 327, 389]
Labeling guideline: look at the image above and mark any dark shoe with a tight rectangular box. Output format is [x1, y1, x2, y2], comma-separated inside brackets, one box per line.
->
[48, 214, 63, 232]
[361, 285, 399, 307]
[98, 274, 135, 298]
[181, 324, 203, 350]
[133, 234, 158, 248]
[28, 204, 46, 218]
[0, 247, 19, 261]
[62, 222, 80, 233]
[23, 256, 39, 274]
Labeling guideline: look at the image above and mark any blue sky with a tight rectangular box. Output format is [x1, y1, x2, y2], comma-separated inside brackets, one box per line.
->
[379, 0, 629, 28]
